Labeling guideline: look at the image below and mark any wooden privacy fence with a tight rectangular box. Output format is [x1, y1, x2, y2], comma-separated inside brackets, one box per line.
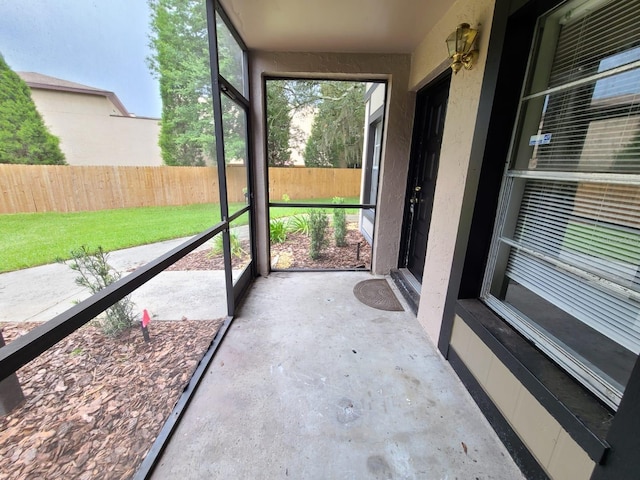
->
[268, 167, 361, 202]
[0, 164, 362, 214]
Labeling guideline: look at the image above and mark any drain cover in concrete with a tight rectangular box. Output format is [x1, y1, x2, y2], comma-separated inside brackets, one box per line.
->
[353, 279, 404, 311]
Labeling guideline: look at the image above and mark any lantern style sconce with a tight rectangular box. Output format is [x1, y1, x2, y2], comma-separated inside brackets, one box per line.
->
[445, 23, 479, 74]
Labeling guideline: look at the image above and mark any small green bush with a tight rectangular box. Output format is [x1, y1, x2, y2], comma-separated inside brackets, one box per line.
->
[309, 209, 329, 260]
[65, 246, 136, 337]
[332, 197, 347, 247]
[288, 214, 310, 235]
[270, 218, 288, 244]
[208, 232, 246, 259]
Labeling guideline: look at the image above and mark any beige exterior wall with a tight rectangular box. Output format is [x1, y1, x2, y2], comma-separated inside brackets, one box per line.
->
[450, 316, 595, 480]
[249, 52, 413, 276]
[31, 89, 162, 166]
[406, 0, 497, 343]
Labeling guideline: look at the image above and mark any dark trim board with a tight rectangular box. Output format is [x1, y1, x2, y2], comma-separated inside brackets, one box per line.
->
[455, 300, 611, 464]
[448, 347, 550, 480]
[591, 354, 640, 479]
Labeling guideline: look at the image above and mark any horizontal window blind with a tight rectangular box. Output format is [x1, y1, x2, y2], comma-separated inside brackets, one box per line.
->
[504, 177, 640, 352]
[506, 249, 640, 353]
[549, 0, 640, 88]
[514, 180, 640, 280]
[525, 87, 640, 172]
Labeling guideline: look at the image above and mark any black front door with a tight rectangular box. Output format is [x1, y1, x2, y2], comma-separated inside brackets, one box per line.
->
[402, 73, 451, 282]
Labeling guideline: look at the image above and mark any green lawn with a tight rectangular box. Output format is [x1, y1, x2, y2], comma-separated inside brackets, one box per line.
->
[1, 197, 360, 273]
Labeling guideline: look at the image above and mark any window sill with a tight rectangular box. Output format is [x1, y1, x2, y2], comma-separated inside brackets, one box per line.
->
[455, 299, 612, 463]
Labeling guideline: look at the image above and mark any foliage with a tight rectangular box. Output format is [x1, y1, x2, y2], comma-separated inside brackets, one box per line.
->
[270, 218, 288, 244]
[288, 214, 310, 235]
[147, 0, 245, 166]
[308, 209, 329, 260]
[266, 81, 292, 166]
[208, 231, 246, 259]
[265, 79, 366, 169]
[304, 82, 365, 168]
[332, 197, 347, 247]
[0, 55, 66, 165]
[65, 246, 136, 337]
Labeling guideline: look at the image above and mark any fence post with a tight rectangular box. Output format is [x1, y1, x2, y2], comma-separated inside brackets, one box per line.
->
[0, 330, 25, 415]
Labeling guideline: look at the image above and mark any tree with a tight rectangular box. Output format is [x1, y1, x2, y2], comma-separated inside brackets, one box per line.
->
[303, 82, 365, 168]
[266, 81, 292, 166]
[0, 54, 66, 165]
[147, 0, 247, 166]
[147, 0, 212, 166]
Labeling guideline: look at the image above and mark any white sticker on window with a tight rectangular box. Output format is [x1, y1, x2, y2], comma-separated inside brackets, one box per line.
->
[529, 133, 552, 146]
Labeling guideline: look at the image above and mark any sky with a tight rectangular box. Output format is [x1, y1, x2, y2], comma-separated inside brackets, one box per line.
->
[0, 0, 161, 118]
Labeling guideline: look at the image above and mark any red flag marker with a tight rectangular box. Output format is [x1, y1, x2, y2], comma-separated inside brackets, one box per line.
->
[142, 309, 151, 328]
[141, 309, 151, 342]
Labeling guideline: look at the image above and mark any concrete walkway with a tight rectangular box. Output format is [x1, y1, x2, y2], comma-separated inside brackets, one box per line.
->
[0, 237, 228, 324]
[151, 272, 525, 479]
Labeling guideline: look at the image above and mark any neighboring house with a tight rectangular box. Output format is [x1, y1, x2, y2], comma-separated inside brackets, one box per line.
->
[289, 104, 316, 166]
[18, 72, 162, 166]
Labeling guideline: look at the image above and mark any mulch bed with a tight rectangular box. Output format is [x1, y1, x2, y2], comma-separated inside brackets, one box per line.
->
[271, 225, 371, 269]
[168, 223, 371, 271]
[167, 244, 248, 271]
[0, 319, 223, 480]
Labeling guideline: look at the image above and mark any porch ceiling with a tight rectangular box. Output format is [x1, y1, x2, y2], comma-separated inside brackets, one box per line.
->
[218, 0, 452, 53]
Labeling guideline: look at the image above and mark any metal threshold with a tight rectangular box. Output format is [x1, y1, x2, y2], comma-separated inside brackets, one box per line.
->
[390, 268, 420, 314]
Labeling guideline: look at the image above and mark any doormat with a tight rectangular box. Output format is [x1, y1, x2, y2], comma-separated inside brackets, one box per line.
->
[353, 279, 404, 311]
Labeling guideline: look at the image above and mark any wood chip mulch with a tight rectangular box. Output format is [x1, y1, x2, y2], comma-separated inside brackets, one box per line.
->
[0, 318, 223, 480]
[167, 224, 371, 271]
[271, 225, 371, 270]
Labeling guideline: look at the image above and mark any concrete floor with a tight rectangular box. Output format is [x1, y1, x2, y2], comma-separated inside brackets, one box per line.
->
[151, 271, 525, 479]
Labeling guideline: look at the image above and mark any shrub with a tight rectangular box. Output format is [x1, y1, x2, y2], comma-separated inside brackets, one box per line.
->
[208, 232, 246, 259]
[288, 214, 310, 235]
[309, 209, 329, 260]
[270, 218, 288, 244]
[332, 197, 347, 247]
[65, 246, 136, 337]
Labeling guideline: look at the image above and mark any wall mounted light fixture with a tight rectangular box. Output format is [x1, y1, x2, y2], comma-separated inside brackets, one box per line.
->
[445, 23, 479, 74]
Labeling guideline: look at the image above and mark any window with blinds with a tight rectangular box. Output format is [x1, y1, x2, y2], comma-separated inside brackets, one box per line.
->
[482, 0, 640, 409]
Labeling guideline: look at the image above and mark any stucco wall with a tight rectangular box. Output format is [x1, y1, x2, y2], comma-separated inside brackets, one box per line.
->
[31, 89, 162, 166]
[408, 0, 497, 343]
[249, 52, 413, 276]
